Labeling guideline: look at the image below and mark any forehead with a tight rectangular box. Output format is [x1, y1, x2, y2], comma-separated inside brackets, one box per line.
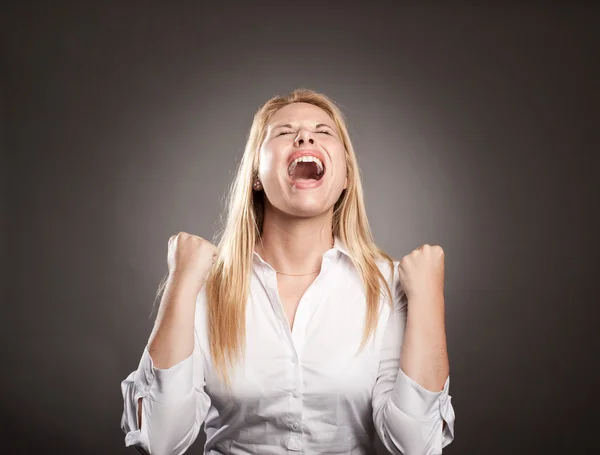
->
[268, 102, 332, 127]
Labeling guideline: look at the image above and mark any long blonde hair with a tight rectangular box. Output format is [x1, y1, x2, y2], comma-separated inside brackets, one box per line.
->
[157, 89, 395, 387]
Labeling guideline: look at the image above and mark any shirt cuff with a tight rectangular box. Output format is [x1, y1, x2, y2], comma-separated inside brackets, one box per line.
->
[391, 367, 450, 421]
[132, 345, 194, 403]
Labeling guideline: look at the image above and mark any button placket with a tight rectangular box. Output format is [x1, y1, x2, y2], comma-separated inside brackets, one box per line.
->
[264, 269, 298, 361]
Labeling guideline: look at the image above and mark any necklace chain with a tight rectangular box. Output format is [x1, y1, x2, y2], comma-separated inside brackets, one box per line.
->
[262, 237, 335, 277]
[275, 269, 320, 276]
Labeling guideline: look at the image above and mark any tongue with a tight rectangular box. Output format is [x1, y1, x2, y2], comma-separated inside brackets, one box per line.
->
[290, 162, 318, 182]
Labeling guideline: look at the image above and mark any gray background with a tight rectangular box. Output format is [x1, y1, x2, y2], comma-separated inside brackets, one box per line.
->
[2, 2, 598, 454]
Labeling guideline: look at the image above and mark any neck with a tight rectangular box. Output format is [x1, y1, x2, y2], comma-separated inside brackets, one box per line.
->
[256, 203, 334, 275]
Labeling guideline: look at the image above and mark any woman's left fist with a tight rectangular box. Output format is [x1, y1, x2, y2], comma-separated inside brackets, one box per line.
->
[398, 244, 445, 301]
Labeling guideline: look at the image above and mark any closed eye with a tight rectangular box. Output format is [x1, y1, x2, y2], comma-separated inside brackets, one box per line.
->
[276, 129, 333, 137]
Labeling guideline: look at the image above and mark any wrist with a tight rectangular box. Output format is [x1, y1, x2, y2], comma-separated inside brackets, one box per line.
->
[167, 272, 203, 297]
[405, 293, 446, 326]
[406, 291, 445, 308]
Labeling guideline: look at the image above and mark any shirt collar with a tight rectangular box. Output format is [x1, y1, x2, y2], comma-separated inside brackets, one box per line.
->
[332, 236, 351, 258]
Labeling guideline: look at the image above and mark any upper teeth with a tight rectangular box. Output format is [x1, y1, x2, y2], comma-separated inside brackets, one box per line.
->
[288, 155, 324, 175]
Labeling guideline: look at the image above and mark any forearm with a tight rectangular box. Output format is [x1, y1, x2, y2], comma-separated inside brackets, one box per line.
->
[400, 293, 449, 392]
[148, 274, 199, 369]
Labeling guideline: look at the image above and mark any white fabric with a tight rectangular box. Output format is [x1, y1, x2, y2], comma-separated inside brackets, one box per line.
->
[121, 238, 455, 454]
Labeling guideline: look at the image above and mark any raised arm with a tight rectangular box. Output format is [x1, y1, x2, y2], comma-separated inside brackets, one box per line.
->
[372, 252, 455, 454]
[121, 233, 218, 455]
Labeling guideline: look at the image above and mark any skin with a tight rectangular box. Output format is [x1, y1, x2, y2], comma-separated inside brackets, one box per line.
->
[398, 244, 449, 393]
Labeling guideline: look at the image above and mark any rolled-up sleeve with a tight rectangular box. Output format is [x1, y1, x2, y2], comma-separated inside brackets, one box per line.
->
[372, 267, 455, 454]
[120, 323, 211, 454]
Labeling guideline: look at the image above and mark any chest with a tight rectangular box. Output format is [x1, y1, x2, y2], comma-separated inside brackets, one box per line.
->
[200, 272, 394, 417]
[276, 275, 316, 330]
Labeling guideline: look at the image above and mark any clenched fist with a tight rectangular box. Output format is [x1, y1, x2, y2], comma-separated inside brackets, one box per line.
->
[167, 232, 219, 294]
[397, 244, 445, 301]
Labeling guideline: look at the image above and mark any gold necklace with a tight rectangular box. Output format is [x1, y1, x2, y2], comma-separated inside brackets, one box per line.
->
[275, 269, 320, 277]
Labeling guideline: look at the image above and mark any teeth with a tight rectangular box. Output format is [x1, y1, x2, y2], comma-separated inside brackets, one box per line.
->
[288, 155, 324, 176]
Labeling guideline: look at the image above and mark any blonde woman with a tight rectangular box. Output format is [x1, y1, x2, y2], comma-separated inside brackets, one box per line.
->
[121, 89, 456, 455]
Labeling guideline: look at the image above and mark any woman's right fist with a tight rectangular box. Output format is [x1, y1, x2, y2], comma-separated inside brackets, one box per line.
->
[167, 232, 218, 292]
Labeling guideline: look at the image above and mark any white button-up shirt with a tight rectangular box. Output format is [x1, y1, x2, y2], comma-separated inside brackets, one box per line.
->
[121, 238, 455, 454]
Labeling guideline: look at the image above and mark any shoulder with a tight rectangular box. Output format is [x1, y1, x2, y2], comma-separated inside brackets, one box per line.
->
[375, 255, 405, 310]
[338, 248, 399, 289]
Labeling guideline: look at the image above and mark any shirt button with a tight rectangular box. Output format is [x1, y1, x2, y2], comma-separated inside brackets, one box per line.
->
[291, 421, 300, 430]
[292, 389, 300, 398]
[287, 436, 302, 451]
[291, 356, 297, 364]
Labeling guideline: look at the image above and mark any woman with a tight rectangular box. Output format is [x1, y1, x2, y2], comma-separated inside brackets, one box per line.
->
[121, 89, 456, 455]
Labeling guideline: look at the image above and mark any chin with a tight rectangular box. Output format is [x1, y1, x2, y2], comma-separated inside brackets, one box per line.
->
[284, 192, 339, 218]
[286, 202, 328, 218]
[265, 182, 344, 219]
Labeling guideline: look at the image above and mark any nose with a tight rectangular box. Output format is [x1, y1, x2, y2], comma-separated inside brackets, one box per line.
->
[294, 128, 315, 146]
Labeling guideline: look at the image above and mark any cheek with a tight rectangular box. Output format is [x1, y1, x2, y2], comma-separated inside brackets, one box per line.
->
[330, 148, 347, 182]
[258, 148, 277, 179]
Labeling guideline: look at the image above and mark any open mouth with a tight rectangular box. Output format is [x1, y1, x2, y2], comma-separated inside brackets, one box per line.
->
[287, 155, 325, 183]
